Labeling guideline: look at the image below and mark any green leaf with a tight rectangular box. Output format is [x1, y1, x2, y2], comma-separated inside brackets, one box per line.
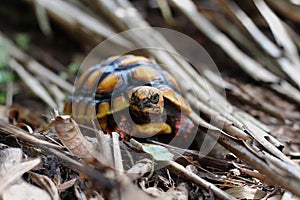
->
[15, 33, 30, 51]
[67, 62, 80, 74]
[59, 71, 68, 80]
[0, 41, 9, 69]
[141, 144, 174, 161]
[0, 91, 6, 104]
[0, 70, 14, 84]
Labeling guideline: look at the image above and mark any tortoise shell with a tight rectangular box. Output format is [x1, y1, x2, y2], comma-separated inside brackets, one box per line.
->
[64, 55, 193, 138]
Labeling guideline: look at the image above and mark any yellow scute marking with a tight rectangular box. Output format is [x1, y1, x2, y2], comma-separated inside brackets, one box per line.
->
[82, 69, 104, 90]
[119, 56, 150, 67]
[97, 102, 111, 118]
[97, 73, 121, 93]
[133, 66, 160, 82]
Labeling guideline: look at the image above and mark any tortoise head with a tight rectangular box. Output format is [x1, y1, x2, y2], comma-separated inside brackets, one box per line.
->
[129, 86, 164, 117]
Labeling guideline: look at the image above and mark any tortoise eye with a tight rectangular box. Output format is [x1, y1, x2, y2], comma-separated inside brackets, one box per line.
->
[151, 94, 159, 104]
[131, 93, 138, 102]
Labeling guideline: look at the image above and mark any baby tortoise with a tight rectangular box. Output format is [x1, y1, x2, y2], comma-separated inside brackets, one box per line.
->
[64, 55, 195, 143]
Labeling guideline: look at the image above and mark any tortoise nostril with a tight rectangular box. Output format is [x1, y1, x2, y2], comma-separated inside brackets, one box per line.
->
[138, 100, 147, 108]
[143, 99, 152, 107]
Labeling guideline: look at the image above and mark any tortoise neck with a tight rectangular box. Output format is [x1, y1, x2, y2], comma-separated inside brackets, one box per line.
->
[129, 109, 165, 124]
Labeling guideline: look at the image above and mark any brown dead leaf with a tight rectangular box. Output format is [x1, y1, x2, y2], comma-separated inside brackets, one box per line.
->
[29, 172, 59, 200]
[2, 181, 51, 200]
[8, 104, 48, 131]
[0, 148, 50, 200]
[140, 181, 189, 200]
[225, 187, 266, 199]
[57, 178, 77, 192]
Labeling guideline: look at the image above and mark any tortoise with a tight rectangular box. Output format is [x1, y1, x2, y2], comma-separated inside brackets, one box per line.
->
[64, 55, 195, 142]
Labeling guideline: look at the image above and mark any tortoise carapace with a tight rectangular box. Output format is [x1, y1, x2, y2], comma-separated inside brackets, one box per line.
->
[63, 55, 194, 142]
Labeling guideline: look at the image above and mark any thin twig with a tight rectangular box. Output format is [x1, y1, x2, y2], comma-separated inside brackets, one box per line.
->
[0, 32, 73, 93]
[167, 160, 236, 200]
[112, 132, 124, 173]
[0, 120, 63, 149]
[28, 0, 134, 48]
[9, 59, 56, 108]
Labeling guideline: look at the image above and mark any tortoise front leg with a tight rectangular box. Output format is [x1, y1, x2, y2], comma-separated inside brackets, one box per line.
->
[111, 114, 132, 140]
[111, 113, 172, 139]
[132, 122, 172, 138]
[169, 115, 195, 147]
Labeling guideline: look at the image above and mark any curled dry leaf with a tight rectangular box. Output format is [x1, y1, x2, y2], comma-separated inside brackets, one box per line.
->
[28, 172, 60, 200]
[57, 178, 77, 192]
[53, 115, 112, 168]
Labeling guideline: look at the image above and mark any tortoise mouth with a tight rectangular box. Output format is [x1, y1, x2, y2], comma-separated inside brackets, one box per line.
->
[129, 104, 163, 114]
[129, 104, 164, 124]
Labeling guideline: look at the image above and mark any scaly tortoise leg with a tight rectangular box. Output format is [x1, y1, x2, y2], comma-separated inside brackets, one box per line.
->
[131, 122, 172, 138]
[111, 114, 172, 140]
[105, 113, 194, 142]
[170, 115, 195, 146]
[110, 115, 131, 140]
